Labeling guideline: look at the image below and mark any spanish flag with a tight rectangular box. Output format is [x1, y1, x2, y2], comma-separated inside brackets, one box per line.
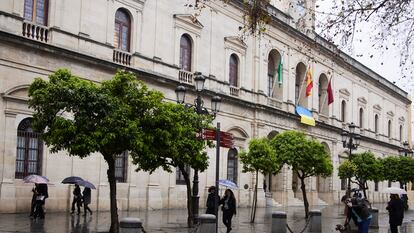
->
[305, 65, 313, 97]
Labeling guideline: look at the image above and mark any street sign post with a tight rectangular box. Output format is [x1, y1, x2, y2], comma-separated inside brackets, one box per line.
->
[201, 128, 234, 148]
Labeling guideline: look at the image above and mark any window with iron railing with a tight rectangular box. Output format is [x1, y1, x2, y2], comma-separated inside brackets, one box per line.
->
[115, 151, 128, 183]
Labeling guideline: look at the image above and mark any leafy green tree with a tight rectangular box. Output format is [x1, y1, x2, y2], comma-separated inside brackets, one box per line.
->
[239, 137, 282, 223]
[382, 156, 414, 189]
[270, 131, 333, 218]
[28, 69, 163, 233]
[130, 102, 213, 227]
[338, 152, 383, 198]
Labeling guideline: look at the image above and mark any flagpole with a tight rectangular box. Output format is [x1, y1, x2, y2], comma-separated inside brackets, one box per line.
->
[269, 52, 284, 98]
[320, 76, 333, 113]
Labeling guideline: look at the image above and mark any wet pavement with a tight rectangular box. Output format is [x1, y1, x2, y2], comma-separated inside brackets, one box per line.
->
[0, 204, 413, 232]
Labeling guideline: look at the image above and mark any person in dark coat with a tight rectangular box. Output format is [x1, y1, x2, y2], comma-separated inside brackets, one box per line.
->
[71, 184, 82, 214]
[29, 184, 38, 217]
[82, 187, 92, 216]
[386, 194, 404, 233]
[206, 186, 219, 215]
[33, 184, 48, 219]
[220, 189, 236, 233]
[341, 195, 372, 233]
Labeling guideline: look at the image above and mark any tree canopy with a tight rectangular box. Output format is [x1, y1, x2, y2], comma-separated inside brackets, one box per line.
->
[382, 156, 414, 187]
[28, 69, 164, 233]
[271, 130, 333, 218]
[239, 137, 282, 222]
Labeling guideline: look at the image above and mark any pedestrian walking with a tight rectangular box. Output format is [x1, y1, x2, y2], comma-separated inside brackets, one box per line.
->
[341, 195, 372, 233]
[220, 189, 236, 233]
[82, 187, 92, 216]
[33, 184, 48, 219]
[71, 184, 82, 215]
[206, 186, 219, 215]
[29, 184, 38, 217]
[386, 194, 404, 233]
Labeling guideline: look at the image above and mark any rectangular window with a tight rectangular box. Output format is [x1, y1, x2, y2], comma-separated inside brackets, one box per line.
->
[176, 165, 190, 185]
[388, 180, 392, 188]
[115, 151, 128, 183]
[24, 0, 48, 26]
[374, 182, 378, 191]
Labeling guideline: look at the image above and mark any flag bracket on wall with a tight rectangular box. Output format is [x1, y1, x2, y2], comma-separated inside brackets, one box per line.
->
[296, 106, 315, 126]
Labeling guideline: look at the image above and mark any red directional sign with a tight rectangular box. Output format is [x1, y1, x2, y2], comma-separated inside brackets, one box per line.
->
[200, 128, 235, 148]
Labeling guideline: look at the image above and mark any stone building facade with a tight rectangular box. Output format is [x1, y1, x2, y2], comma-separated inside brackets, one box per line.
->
[0, 0, 411, 213]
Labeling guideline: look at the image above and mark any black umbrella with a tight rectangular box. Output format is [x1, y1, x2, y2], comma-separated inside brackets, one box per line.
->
[62, 176, 84, 184]
[77, 180, 96, 189]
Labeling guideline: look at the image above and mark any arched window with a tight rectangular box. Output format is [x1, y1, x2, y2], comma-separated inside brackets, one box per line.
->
[341, 100, 346, 122]
[388, 120, 392, 138]
[179, 34, 192, 72]
[400, 125, 403, 141]
[115, 151, 128, 183]
[227, 148, 238, 184]
[24, 0, 48, 26]
[15, 118, 43, 179]
[374, 114, 379, 134]
[295, 63, 307, 106]
[359, 108, 364, 128]
[267, 55, 275, 97]
[114, 9, 131, 51]
[318, 74, 329, 115]
[229, 54, 239, 87]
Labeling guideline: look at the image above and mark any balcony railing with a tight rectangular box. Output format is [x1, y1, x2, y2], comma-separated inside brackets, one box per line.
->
[22, 21, 49, 43]
[230, 86, 239, 96]
[178, 70, 193, 84]
[113, 50, 131, 66]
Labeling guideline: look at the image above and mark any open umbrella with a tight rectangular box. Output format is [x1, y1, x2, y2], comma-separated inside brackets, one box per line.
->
[62, 176, 84, 184]
[383, 187, 407, 195]
[77, 180, 96, 189]
[218, 179, 239, 189]
[23, 174, 49, 184]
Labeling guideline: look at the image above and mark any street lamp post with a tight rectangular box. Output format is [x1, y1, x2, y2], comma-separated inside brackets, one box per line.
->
[341, 122, 361, 196]
[175, 72, 221, 225]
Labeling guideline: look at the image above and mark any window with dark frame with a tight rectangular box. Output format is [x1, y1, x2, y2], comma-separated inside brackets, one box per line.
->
[227, 148, 238, 184]
[267, 55, 275, 97]
[388, 120, 392, 138]
[374, 181, 378, 191]
[388, 180, 392, 187]
[359, 108, 364, 128]
[15, 118, 43, 179]
[341, 100, 346, 122]
[114, 9, 131, 52]
[24, 0, 48, 26]
[179, 34, 192, 71]
[374, 114, 379, 134]
[115, 151, 128, 183]
[176, 165, 190, 185]
[229, 54, 239, 87]
[400, 125, 403, 141]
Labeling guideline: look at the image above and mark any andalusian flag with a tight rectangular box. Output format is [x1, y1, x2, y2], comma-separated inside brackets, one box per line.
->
[305, 64, 313, 97]
[277, 55, 283, 87]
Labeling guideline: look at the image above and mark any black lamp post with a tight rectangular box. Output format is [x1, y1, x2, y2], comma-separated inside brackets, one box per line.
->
[398, 141, 413, 157]
[175, 72, 221, 224]
[341, 122, 361, 196]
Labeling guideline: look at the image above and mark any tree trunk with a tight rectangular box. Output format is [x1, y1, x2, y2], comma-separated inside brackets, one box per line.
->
[250, 170, 258, 223]
[180, 165, 194, 228]
[359, 180, 367, 199]
[105, 155, 119, 233]
[298, 172, 309, 219]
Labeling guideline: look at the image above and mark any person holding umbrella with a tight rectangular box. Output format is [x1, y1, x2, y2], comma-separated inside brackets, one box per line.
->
[71, 184, 82, 215]
[387, 194, 404, 233]
[220, 189, 236, 233]
[82, 187, 92, 216]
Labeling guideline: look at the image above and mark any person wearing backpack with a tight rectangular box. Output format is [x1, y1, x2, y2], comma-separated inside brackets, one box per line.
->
[342, 195, 372, 233]
[386, 194, 404, 233]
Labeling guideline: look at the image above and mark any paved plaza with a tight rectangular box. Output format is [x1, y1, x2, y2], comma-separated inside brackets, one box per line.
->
[0, 204, 413, 233]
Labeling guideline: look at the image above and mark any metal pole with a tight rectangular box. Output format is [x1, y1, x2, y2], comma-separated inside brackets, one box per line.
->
[192, 93, 202, 223]
[215, 122, 220, 233]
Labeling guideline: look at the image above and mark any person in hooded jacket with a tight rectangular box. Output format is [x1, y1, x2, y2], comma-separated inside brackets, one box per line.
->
[206, 186, 219, 215]
[386, 194, 404, 233]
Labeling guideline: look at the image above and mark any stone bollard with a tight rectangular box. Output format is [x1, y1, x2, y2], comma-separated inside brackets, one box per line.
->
[272, 211, 287, 233]
[309, 210, 322, 233]
[197, 214, 216, 233]
[369, 207, 379, 229]
[120, 217, 142, 233]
